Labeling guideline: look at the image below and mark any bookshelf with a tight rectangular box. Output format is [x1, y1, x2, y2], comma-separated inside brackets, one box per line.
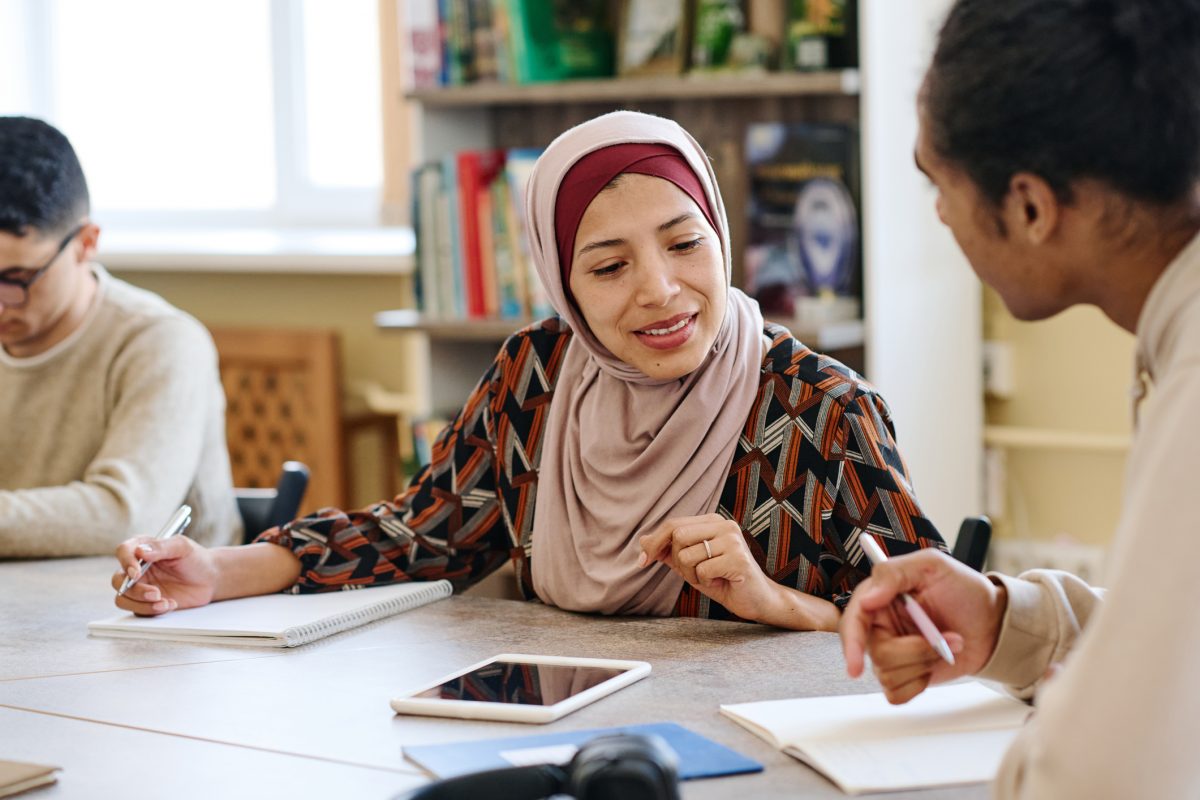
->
[390, 0, 983, 543]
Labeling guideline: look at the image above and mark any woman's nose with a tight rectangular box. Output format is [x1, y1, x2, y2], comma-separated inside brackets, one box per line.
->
[634, 256, 680, 307]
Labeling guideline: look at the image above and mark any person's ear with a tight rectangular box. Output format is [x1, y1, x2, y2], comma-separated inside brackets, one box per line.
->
[1002, 173, 1059, 245]
[76, 222, 101, 264]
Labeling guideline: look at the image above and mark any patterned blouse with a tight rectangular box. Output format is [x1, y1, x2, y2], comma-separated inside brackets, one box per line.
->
[258, 318, 946, 620]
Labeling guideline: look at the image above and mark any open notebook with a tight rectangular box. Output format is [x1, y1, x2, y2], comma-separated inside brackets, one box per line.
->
[88, 580, 452, 647]
[720, 681, 1031, 795]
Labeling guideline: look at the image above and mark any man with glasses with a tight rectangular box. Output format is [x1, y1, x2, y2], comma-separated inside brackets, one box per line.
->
[0, 116, 240, 556]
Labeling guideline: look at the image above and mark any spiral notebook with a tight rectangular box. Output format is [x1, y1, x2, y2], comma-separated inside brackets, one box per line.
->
[88, 580, 453, 647]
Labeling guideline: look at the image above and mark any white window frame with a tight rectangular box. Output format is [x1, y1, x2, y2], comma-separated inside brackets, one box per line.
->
[14, 0, 382, 230]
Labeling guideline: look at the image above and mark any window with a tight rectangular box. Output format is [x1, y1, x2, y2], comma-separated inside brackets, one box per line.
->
[1, 0, 383, 229]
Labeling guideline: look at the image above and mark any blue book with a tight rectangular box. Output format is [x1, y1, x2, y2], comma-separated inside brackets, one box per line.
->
[403, 721, 762, 781]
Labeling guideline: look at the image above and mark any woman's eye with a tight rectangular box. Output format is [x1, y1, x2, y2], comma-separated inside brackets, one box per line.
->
[592, 262, 624, 277]
[671, 238, 702, 253]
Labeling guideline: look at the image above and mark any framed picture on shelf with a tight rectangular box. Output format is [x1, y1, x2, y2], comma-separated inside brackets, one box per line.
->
[617, 0, 690, 77]
[743, 122, 861, 320]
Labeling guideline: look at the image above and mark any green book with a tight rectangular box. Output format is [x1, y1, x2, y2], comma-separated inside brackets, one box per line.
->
[502, 0, 613, 83]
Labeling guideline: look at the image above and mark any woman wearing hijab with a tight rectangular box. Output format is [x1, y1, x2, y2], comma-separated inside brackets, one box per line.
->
[110, 111, 945, 630]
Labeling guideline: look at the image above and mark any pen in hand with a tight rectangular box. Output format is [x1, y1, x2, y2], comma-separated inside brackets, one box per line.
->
[858, 533, 956, 665]
[116, 504, 193, 597]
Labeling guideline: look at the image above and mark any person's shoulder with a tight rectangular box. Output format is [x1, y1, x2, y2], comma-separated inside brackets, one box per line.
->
[495, 316, 573, 372]
[760, 321, 877, 407]
[98, 269, 215, 359]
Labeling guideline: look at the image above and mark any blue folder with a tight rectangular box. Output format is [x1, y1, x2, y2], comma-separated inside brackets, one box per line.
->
[403, 721, 763, 780]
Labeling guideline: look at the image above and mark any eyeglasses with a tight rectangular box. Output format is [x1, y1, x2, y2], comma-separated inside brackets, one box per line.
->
[0, 224, 86, 308]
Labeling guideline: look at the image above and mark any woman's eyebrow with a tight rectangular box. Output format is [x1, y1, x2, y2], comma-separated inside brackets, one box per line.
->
[577, 237, 625, 256]
[658, 212, 695, 231]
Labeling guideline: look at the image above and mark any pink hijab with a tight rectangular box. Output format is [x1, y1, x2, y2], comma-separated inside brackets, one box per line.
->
[526, 110, 765, 616]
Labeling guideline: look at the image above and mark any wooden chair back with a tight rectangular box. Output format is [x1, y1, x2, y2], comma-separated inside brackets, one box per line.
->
[209, 327, 346, 513]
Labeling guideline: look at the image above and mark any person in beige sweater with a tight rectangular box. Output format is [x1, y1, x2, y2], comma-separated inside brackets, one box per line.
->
[0, 116, 240, 556]
[839, 1, 1200, 797]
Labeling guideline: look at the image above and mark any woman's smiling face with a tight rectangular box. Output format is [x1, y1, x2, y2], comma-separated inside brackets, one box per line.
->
[567, 173, 726, 380]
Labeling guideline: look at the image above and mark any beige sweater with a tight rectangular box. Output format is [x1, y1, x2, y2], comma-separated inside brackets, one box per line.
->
[978, 231, 1200, 798]
[0, 265, 241, 555]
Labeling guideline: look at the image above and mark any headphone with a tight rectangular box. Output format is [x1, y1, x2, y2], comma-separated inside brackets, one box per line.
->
[394, 733, 681, 800]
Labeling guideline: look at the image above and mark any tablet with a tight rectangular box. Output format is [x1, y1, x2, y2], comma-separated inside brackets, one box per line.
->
[390, 653, 651, 723]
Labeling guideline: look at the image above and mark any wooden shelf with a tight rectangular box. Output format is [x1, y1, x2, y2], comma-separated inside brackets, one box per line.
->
[407, 70, 859, 108]
[375, 309, 864, 350]
[376, 310, 526, 341]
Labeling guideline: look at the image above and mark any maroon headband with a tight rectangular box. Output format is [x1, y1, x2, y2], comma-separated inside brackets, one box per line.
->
[553, 143, 718, 293]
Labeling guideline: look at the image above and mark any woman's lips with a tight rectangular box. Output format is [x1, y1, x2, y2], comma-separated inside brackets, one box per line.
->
[633, 313, 698, 351]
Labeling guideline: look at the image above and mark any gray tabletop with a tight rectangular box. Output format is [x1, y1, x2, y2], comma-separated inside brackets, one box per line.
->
[0, 558, 987, 799]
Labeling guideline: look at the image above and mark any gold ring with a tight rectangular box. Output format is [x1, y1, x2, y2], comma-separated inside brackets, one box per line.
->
[703, 539, 713, 559]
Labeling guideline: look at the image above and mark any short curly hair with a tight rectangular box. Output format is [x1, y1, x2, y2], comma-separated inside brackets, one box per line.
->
[0, 117, 90, 237]
[924, 0, 1200, 208]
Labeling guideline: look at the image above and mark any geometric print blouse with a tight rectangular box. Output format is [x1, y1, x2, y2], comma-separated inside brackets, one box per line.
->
[258, 318, 946, 620]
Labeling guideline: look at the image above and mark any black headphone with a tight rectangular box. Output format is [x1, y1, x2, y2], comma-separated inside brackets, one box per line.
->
[394, 733, 681, 800]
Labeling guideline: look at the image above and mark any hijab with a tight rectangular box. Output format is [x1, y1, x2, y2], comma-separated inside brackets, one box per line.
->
[526, 110, 765, 615]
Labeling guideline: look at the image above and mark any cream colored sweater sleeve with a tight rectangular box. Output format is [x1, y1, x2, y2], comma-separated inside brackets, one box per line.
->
[977, 363, 1200, 799]
[0, 316, 220, 556]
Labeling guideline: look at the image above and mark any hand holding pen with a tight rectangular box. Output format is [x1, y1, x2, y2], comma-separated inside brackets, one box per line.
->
[858, 533, 956, 665]
[111, 504, 218, 616]
[839, 536, 1009, 705]
[117, 504, 192, 596]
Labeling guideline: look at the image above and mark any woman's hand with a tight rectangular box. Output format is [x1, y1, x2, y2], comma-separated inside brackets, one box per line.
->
[111, 535, 220, 616]
[638, 514, 798, 625]
[110, 538, 305, 617]
[839, 548, 1007, 704]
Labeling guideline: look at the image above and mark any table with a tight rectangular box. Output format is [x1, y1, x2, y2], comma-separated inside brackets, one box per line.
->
[0, 558, 987, 799]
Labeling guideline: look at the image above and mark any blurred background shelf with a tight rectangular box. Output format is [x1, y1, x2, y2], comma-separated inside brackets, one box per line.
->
[407, 70, 859, 107]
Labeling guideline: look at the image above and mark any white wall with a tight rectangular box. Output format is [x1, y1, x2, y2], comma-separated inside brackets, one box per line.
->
[860, 0, 984, 543]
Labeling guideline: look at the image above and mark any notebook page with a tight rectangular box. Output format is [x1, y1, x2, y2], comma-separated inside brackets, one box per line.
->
[788, 727, 1023, 794]
[88, 581, 451, 642]
[721, 683, 1030, 793]
[722, 682, 1028, 744]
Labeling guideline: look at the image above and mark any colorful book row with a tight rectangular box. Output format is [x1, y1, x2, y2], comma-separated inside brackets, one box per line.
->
[411, 148, 553, 321]
[405, 0, 613, 88]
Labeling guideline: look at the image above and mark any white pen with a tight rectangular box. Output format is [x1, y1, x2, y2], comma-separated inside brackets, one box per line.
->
[116, 504, 192, 597]
[859, 533, 956, 665]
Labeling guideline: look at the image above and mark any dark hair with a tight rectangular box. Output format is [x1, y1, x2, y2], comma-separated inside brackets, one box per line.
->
[924, 0, 1200, 207]
[0, 116, 90, 237]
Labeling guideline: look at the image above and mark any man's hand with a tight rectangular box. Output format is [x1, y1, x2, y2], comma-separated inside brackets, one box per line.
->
[840, 548, 1007, 703]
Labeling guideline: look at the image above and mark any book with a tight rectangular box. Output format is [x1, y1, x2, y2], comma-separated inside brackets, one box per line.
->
[456, 149, 507, 318]
[88, 580, 453, 648]
[490, 174, 524, 319]
[445, 0, 474, 85]
[504, 148, 553, 318]
[502, 0, 613, 84]
[441, 154, 466, 318]
[0, 760, 58, 799]
[413, 162, 444, 317]
[720, 682, 1031, 795]
[404, 0, 444, 90]
[476, 174, 500, 317]
[403, 721, 762, 780]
